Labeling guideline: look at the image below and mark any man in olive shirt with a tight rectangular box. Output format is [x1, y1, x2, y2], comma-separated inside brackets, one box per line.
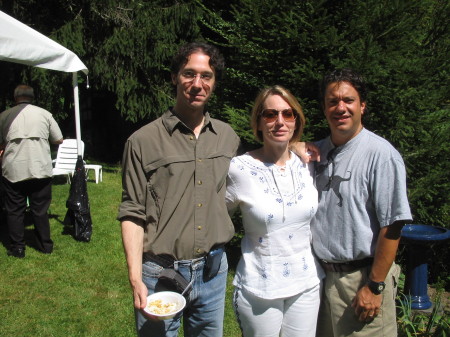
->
[118, 42, 240, 336]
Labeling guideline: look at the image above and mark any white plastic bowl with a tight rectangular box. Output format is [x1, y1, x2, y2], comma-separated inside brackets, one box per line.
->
[143, 291, 186, 320]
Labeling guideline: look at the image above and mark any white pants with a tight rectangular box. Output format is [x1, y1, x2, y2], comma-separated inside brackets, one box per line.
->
[233, 283, 321, 337]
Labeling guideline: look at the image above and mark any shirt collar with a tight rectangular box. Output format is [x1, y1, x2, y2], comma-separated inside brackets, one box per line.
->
[326, 127, 367, 155]
[161, 108, 217, 135]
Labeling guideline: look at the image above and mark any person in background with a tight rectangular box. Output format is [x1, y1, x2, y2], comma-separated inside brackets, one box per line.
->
[226, 85, 324, 337]
[0, 84, 63, 258]
[311, 68, 412, 337]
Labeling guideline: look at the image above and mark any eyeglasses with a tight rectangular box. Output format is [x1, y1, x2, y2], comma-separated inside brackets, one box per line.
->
[180, 71, 214, 84]
[260, 108, 297, 123]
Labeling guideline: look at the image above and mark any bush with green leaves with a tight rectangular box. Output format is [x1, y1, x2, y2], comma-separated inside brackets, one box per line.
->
[397, 292, 450, 337]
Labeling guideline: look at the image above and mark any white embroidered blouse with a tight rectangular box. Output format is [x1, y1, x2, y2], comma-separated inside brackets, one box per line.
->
[226, 152, 324, 299]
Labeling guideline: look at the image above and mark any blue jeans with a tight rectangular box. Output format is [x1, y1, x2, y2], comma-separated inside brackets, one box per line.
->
[136, 253, 228, 337]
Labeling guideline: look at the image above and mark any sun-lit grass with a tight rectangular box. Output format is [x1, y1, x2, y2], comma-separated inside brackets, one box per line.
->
[5, 165, 445, 336]
[0, 165, 241, 337]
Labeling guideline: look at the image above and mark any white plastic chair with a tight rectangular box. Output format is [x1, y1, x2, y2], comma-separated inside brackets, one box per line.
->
[84, 164, 102, 184]
[52, 139, 84, 183]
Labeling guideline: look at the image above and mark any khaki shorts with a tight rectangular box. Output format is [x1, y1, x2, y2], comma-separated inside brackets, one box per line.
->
[316, 263, 400, 337]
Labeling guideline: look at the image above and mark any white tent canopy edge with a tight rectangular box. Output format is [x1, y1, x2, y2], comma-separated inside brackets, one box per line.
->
[0, 10, 88, 156]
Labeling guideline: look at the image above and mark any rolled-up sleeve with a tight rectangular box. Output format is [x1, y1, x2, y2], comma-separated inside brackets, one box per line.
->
[118, 138, 147, 223]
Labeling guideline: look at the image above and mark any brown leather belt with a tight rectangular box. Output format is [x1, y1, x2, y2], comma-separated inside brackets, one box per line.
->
[320, 257, 373, 272]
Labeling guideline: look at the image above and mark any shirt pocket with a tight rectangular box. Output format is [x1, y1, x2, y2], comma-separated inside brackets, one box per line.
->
[206, 151, 234, 192]
[144, 157, 189, 229]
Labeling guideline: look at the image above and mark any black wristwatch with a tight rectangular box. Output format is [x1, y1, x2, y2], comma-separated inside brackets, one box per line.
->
[367, 279, 386, 295]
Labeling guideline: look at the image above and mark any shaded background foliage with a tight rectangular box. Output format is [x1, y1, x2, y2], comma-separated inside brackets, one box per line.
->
[0, 0, 449, 286]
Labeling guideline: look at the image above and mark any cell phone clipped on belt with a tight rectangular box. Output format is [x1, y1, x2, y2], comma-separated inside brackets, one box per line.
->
[204, 246, 225, 281]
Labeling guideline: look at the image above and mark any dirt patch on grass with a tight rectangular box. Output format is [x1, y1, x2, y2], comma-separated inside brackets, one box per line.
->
[428, 287, 450, 314]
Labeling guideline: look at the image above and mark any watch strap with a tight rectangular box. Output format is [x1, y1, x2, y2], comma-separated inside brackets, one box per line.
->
[367, 279, 386, 295]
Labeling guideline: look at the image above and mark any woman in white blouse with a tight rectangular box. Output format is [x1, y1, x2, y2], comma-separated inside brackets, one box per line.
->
[226, 85, 323, 337]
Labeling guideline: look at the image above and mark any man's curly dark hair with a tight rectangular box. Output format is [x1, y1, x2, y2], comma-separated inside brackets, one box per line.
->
[170, 42, 225, 81]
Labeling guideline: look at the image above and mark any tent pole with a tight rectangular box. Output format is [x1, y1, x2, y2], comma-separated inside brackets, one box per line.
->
[72, 72, 82, 157]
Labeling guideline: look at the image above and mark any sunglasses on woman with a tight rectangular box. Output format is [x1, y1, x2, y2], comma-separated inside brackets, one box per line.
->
[260, 108, 297, 123]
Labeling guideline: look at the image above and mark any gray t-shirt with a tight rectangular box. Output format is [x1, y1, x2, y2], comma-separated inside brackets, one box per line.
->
[311, 128, 412, 262]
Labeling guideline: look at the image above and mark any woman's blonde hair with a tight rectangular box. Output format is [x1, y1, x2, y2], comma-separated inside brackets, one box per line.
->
[250, 85, 305, 144]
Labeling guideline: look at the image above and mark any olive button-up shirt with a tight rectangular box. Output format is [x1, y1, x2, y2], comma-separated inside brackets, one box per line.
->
[118, 110, 240, 260]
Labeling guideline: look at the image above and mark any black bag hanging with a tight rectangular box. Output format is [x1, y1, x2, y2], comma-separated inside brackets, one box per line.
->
[63, 156, 92, 242]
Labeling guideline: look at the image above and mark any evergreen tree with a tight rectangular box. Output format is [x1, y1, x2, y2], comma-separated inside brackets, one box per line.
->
[1, 1, 448, 281]
[198, 0, 449, 285]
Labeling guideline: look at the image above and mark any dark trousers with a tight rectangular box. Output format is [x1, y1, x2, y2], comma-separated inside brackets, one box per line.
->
[2, 177, 53, 252]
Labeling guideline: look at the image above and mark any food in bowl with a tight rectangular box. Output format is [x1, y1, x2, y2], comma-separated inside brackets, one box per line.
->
[143, 291, 186, 320]
[147, 299, 177, 315]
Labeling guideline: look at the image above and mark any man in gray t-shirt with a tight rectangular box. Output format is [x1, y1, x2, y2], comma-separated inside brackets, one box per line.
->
[311, 69, 412, 337]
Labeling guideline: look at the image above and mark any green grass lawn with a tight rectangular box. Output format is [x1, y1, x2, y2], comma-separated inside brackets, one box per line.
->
[0, 166, 241, 336]
[1, 167, 448, 336]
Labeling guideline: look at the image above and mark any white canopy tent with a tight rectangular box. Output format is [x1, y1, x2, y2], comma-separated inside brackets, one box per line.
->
[0, 10, 88, 156]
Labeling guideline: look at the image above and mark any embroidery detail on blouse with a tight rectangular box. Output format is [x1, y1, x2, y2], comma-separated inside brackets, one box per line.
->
[261, 266, 268, 279]
[234, 153, 308, 202]
[283, 262, 291, 277]
[302, 257, 308, 271]
[228, 152, 318, 297]
[232, 152, 317, 226]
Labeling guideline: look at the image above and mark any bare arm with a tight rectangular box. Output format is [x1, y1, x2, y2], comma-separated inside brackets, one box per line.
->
[352, 222, 403, 322]
[290, 142, 321, 163]
[51, 138, 63, 145]
[121, 219, 147, 310]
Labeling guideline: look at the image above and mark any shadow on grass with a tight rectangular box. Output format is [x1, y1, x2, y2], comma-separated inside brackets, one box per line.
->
[49, 212, 75, 237]
[51, 176, 70, 185]
[0, 208, 68, 252]
[0, 212, 46, 252]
